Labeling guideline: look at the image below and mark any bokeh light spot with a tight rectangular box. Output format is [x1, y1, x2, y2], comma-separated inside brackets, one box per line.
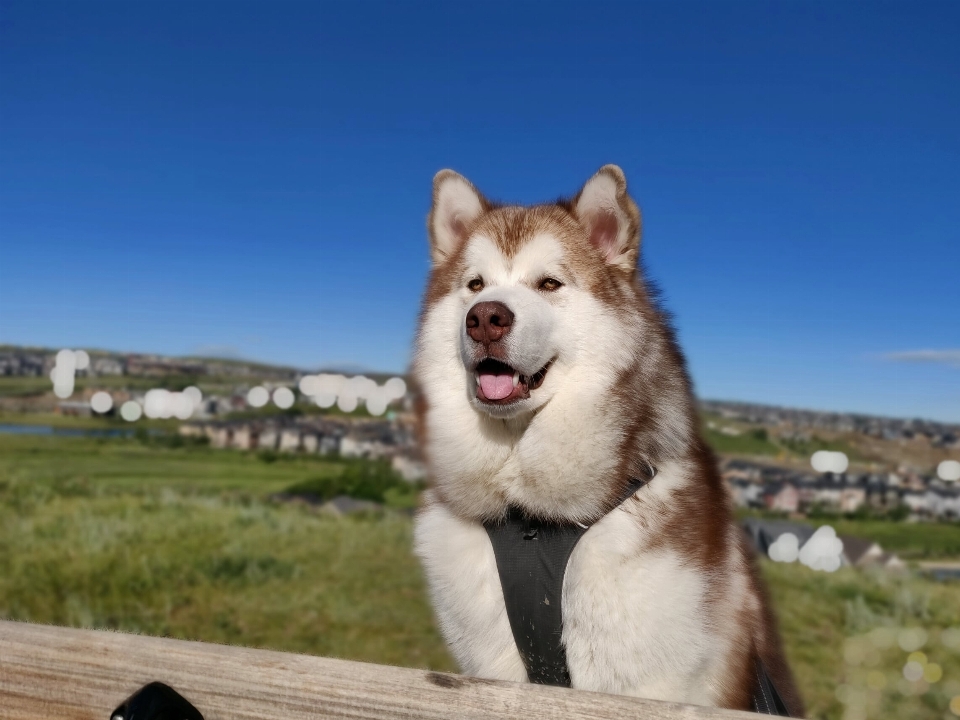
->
[74, 349, 90, 371]
[273, 387, 295, 409]
[299, 375, 319, 395]
[337, 393, 358, 413]
[865, 670, 886, 690]
[902, 660, 924, 682]
[941, 627, 960, 649]
[120, 401, 142, 422]
[247, 386, 269, 408]
[384, 377, 407, 400]
[898, 627, 928, 652]
[315, 392, 336, 408]
[768, 532, 800, 563]
[938, 460, 960, 482]
[811, 450, 849, 474]
[182, 386, 203, 409]
[90, 391, 113, 414]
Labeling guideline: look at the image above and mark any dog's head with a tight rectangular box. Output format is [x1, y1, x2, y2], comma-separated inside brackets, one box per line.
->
[420, 165, 643, 420]
[414, 166, 696, 519]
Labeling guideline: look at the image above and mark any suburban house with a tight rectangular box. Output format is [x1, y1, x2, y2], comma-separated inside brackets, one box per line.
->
[258, 426, 279, 450]
[839, 486, 867, 513]
[302, 433, 319, 454]
[839, 535, 904, 571]
[279, 428, 301, 452]
[231, 424, 258, 450]
[763, 482, 799, 513]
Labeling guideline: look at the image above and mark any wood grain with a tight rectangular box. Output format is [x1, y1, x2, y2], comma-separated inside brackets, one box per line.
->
[0, 620, 759, 719]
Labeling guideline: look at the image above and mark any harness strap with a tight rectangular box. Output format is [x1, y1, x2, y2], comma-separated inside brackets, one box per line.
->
[483, 466, 793, 716]
[483, 471, 653, 687]
[751, 658, 791, 715]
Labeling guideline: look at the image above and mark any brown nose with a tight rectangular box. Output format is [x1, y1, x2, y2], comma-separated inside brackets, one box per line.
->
[466, 301, 514, 345]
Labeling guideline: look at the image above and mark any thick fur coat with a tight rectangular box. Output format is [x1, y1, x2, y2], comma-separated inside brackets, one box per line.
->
[412, 166, 803, 715]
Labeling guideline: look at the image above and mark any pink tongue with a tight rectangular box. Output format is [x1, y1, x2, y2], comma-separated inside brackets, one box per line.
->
[479, 373, 515, 400]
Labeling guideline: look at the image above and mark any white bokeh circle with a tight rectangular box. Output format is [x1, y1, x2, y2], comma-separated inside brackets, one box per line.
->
[937, 460, 960, 482]
[273, 387, 295, 409]
[90, 391, 113, 414]
[120, 401, 143, 422]
[384, 377, 407, 400]
[337, 393, 358, 413]
[74, 350, 90, 371]
[247, 386, 269, 408]
[315, 392, 336, 408]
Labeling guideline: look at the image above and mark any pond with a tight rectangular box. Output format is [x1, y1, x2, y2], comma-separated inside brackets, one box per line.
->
[0, 423, 135, 438]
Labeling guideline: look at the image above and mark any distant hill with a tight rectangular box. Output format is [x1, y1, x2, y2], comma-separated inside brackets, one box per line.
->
[0, 344, 404, 383]
[1, 344, 954, 430]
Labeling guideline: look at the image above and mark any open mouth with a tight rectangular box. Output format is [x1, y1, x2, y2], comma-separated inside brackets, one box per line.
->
[474, 358, 552, 405]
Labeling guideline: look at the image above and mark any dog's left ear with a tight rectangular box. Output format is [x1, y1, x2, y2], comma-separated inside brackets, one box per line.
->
[572, 165, 642, 273]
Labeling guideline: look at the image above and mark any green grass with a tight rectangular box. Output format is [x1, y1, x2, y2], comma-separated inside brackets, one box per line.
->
[0, 493, 451, 668]
[700, 412, 869, 465]
[763, 561, 960, 720]
[0, 433, 450, 669]
[702, 423, 866, 465]
[2, 431, 959, 719]
[779, 435, 867, 464]
[0, 410, 182, 431]
[0, 433, 346, 496]
[818, 520, 960, 560]
[703, 425, 782, 456]
[284, 457, 422, 506]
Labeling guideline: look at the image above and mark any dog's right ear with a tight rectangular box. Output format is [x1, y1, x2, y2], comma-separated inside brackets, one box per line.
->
[428, 170, 487, 265]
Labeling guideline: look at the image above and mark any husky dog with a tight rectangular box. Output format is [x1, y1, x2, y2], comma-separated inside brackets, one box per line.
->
[412, 166, 802, 715]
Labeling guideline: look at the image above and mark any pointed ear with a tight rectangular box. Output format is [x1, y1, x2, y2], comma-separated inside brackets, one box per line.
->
[572, 165, 642, 272]
[428, 170, 487, 265]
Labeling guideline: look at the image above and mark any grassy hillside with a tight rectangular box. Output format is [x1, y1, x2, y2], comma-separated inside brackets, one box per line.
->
[0, 433, 449, 668]
[763, 561, 960, 720]
[2, 432, 959, 719]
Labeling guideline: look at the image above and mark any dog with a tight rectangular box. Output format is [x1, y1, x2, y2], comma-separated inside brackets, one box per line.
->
[412, 165, 803, 715]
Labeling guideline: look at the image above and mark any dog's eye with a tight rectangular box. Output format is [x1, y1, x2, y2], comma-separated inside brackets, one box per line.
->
[467, 278, 484, 292]
[539, 278, 563, 292]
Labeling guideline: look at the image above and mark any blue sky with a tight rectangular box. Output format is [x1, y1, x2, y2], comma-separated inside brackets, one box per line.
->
[1, 1, 958, 421]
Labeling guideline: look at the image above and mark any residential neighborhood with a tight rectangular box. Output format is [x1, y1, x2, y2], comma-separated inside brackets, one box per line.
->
[724, 457, 960, 521]
[742, 518, 906, 572]
[179, 415, 427, 482]
[2, 344, 957, 520]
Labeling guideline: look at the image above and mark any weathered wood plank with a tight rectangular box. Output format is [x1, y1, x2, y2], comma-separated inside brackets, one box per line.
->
[0, 620, 758, 719]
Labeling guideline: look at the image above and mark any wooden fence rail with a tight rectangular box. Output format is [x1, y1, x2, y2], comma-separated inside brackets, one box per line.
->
[0, 620, 758, 719]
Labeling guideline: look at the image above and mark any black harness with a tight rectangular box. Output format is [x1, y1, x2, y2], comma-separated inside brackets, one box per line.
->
[482, 466, 791, 716]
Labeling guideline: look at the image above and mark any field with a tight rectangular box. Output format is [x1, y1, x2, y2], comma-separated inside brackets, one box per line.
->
[2, 431, 960, 719]
[0, 433, 447, 668]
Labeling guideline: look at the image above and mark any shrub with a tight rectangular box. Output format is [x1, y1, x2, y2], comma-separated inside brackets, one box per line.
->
[284, 458, 416, 504]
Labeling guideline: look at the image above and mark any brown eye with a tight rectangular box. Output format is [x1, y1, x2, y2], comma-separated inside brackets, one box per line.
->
[539, 277, 563, 292]
[467, 278, 484, 292]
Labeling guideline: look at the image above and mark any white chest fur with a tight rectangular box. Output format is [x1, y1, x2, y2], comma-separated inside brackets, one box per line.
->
[414, 466, 749, 707]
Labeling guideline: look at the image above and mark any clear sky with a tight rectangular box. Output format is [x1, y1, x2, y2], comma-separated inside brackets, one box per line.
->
[1, 1, 958, 421]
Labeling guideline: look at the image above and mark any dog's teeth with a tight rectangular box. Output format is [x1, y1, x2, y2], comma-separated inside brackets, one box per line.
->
[512, 372, 520, 387]
[474, 373, 480, 385]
